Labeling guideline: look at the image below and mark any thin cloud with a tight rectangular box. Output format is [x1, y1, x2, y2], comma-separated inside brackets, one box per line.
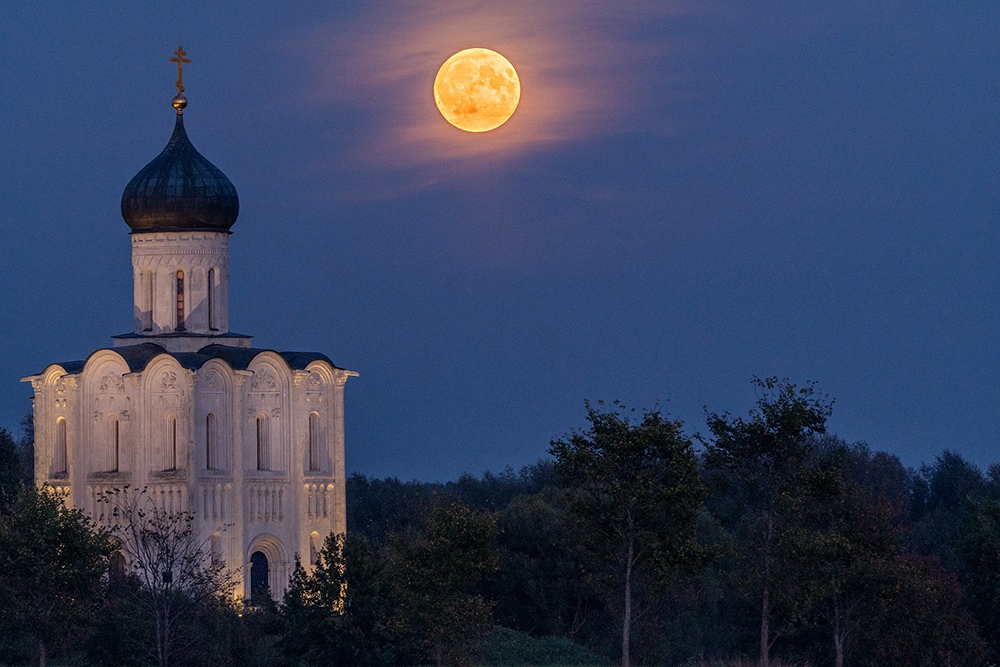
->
[292, 0, 697, 189]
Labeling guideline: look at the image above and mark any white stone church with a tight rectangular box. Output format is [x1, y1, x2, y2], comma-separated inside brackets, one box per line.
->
[22, 80, 356, 600]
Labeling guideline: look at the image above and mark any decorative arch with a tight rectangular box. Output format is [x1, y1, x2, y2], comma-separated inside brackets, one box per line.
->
[247, 353, 291, 472]
[247, 535, 287, 600]
[196, 359, 234, 472]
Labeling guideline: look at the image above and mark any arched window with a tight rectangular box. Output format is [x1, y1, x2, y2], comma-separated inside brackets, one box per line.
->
[110, 416, 120, 472]
[250, 551, 269, 601]
[53, 418, 67, 475]
[176, 270, 185, 331]
[308, 412, 320, 472]
[206, 413, 217, 470]
[256, 414, 270, 471]
[167, 415, 178, 470]
[310, 531, 321, 566]
[110, 552, 127, 580]
[210, 532, 222, 565]
[208, 268, 217, 331]
[143, 270, 154, 331]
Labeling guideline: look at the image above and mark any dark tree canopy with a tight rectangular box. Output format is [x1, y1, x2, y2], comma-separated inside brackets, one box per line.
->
[550, 401, 706, 667]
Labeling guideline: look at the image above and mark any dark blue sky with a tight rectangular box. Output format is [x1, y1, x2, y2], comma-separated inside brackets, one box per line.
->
[3, 2, 999, 480]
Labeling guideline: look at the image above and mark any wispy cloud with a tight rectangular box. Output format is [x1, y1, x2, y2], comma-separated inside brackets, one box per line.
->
[290, 0, 696, 192]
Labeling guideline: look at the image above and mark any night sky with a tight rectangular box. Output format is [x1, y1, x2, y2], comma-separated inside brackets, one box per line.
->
[3, 2, 999, 481]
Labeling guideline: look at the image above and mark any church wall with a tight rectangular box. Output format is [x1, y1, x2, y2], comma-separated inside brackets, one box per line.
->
[131, 231, 230, 335]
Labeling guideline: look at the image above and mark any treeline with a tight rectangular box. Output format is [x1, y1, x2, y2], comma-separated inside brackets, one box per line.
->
[3, 379, 1000, 666]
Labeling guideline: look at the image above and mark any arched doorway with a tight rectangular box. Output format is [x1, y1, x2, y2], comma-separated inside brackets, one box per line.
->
[250, 551, 269, 601]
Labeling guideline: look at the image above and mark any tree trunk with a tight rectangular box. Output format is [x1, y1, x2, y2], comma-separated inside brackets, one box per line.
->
[622, 535, 634, 667]
[760, 512, 773, 667]
[833, 599, 844, 667]
[38, 640, 45, 667]
[760, 584, 770, 667]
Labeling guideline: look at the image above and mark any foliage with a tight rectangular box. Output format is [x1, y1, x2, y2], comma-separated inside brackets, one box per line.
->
[0, 426, 23, 507]
[856, 553, 984, 666]
[386, 497, 498, 667]
[550, 401, 706, 667]
[703, 377, 832, 667]
[960, 496, 1000, 665]
[0, 485, 117, 667]
[279, 532, 395, 667]
[476, 626, 605, 666]
[491, 487, 601, 641]
[103, 486, 238, 667]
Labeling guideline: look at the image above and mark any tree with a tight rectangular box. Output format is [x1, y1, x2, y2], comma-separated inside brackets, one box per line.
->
[703, 377, 832, 667]
[788, 449, 901, 667]
[386, 497, 498, 667]
[280, 532, 395, 667]
[0, 485, 117, 667]
[491, 487, 599, 641]
[857, 554, 984, 666]
[960, 495, 1000, 663]
[0, 427, 23, 507]
[550, 401, 706, 667]
[104, 487, 236, 667]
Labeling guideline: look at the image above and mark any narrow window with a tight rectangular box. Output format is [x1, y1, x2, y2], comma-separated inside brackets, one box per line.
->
[54, 418, 68, 475]
[110, 416, 120, 472]
[250, 551, 269, 601]
[176, 270, 185, 331]
[256, 414, 270, 471]
[168, 415, 178, 470]
[208, 268, 217, 331]
[210, 532, 222, 564]
[310, 531, 320, 565]
[144, 270, 154, 331]
[206, 413, 217, 470]
[308, 412, 320, 472]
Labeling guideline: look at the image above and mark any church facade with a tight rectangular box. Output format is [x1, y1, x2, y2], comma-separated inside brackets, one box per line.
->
[22, 78, 355, 600]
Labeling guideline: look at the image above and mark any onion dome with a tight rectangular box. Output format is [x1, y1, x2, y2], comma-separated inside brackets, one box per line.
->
[121, 101, 239, 233]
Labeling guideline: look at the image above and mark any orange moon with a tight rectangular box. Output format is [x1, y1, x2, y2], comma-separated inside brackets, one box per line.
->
[433, 48, 520, 132]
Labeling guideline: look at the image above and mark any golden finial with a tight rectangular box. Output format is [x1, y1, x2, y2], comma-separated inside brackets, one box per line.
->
[169, 46, 191, 114]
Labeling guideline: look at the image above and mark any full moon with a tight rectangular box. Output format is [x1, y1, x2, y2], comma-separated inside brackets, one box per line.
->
[434, 48, 520, 133]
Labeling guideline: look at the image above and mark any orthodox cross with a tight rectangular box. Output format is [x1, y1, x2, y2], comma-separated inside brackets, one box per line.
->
[170, 46, 191, 95]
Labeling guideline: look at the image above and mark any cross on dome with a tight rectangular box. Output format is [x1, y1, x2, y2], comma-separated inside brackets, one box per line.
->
[170, 46, 190, 96]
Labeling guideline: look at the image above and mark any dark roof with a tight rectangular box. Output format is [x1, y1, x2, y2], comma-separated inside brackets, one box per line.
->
[121, 113, 239, 233]
[37, 343, 341, 377]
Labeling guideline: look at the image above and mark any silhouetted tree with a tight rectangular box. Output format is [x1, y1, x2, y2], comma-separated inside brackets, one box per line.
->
[0, 485, 117, 667]
[104, 487, 236, 667]
[703, 377, 832, 667]
[550, 401, 706, 667]
[387, 497, 497, 667]
[280, 532, 395, 666]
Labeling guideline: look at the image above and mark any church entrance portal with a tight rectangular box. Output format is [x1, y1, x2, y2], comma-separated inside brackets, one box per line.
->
[250, 551, 269, 600]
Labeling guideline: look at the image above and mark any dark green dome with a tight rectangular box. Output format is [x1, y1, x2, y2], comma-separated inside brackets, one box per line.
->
[121, 113, 239, 233]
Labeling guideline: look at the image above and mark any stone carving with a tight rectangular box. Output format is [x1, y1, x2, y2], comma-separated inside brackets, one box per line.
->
[271, 407, 281, 419]
[55, 377, 68, 394]
[251, 369, 277, 392]
[308, 372, 322, 390]
[203, 372, 219, 390]
[161, 369, 178, 391]
[99, 372, 124, 393]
